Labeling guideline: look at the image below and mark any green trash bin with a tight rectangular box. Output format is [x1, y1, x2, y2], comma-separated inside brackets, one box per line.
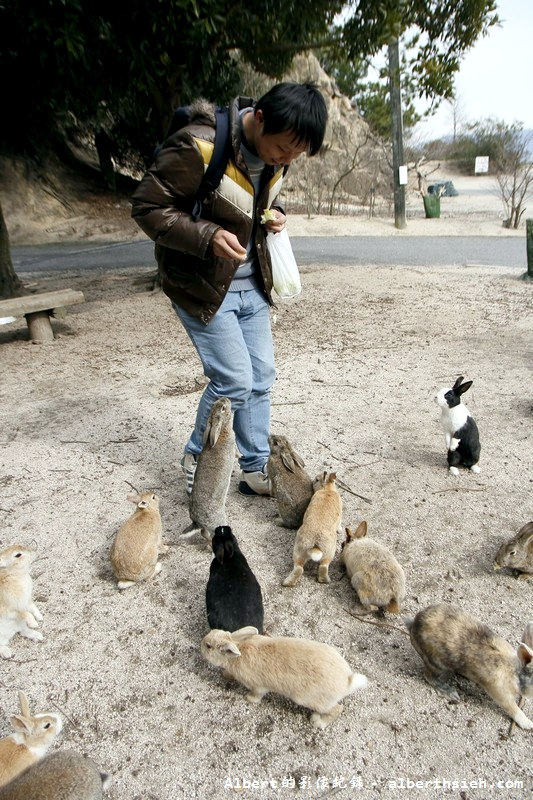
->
[423, 194, 440, 218]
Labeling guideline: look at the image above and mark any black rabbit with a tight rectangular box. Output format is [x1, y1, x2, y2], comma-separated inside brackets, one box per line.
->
[206, 526, 264, 634]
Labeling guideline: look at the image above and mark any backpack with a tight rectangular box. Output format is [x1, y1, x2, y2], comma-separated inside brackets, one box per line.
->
[154, 106, 231, 221]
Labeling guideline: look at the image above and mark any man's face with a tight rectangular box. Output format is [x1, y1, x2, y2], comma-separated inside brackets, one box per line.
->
[253, 110, 308, 166]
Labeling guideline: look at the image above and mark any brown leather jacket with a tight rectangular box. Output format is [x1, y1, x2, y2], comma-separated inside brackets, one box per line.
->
[131, 97, 286, 324]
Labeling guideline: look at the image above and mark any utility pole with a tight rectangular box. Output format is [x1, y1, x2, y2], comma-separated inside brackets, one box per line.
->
[388, 37, 406, 229]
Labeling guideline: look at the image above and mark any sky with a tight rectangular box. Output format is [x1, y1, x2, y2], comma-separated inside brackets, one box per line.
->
[412, 0, 533, 141]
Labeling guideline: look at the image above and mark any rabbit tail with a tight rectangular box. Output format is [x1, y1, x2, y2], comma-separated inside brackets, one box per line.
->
[309, 547, 323, 562]
[348, 672, 368, 693]
[386, 598, 401, 614]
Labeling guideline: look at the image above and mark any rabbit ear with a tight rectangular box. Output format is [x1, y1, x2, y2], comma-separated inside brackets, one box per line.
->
[520, 622, 533, 650]
[224, 539, 234, 558]
[353, 521, 367, 539]
[232, 626, 259, 642]
[517, 641, 533, 666]
[221, 640, 241, 657]
[205, 415, 223, 448]
[137, 499, 148, 509]
[127, 493, 141, 505]
[10, 715, 33, 734]
[457, 380, 473, 395]
[280, 451, 296, 472]
[453, 376, 465, 389]
[214, 541, 225, 564]
[18, 691, 30, 718]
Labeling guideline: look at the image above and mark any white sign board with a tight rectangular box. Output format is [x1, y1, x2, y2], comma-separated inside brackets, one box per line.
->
[475, 156, 489, 174]
[398, 165, 408, 185]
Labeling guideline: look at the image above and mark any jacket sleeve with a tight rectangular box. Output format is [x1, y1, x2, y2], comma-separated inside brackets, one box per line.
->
[131, 133, 221, 259]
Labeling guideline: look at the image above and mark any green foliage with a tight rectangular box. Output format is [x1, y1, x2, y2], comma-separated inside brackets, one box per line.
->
[339, 0, 499, 103]
[0, 0, 343, 164]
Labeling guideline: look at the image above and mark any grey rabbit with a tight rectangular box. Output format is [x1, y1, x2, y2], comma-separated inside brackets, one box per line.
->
[267, 434, 314, 528]
[182, 396, 235, 542]
[494, 521, 533, 580]
[206, 525, 264, 633]
[406, 603, 533, 729]
[0, 750, 111, 799]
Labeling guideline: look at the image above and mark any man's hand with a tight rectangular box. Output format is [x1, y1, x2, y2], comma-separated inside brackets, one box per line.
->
[211, 229, 247, 260]
[262, 208, 286, 234]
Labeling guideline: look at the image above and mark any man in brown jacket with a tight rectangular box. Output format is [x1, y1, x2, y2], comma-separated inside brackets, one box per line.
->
[131, 82, 327, 496]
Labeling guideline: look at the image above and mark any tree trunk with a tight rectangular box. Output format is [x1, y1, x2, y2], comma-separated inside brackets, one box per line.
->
[0, 201, 24, 300]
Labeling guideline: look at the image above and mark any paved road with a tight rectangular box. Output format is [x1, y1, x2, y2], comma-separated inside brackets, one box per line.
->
[11, 235, 526, 272]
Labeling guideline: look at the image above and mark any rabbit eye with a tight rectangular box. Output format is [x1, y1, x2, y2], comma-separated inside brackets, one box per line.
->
[205, 643, 212, 649]
[509, 550, 516, 556]
[14, 553, 22, 558]
[44, 722, 51, 729]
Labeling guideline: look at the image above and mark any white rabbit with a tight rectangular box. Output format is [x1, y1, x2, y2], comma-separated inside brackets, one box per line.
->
[0, 750, 111, 800]
[201, 626, 367, 729]
[436, 375, 480, 475]
[0, 544, 43, 659]
[0, 691, 63, 787]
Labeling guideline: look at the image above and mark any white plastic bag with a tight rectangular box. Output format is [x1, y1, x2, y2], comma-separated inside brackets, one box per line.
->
[266, 229, 302, 299]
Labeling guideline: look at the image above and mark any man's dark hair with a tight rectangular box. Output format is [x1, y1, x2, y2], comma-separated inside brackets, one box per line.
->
[255, 82, 327, 156]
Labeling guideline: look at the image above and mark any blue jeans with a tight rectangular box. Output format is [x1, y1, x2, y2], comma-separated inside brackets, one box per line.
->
[173, 288, 275, 472]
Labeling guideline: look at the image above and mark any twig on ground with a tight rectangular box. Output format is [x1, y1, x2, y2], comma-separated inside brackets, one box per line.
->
[343, 606, 409, 636]
[335, 478, 372, 504]
[431, 487, 486, 495]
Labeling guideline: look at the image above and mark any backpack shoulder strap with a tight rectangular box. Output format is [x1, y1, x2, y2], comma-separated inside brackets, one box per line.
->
[192, 107, 231, 220]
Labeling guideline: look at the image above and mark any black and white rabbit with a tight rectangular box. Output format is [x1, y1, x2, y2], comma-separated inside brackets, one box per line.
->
[206, 526, 264, 634]
[436, 376, 480, 475]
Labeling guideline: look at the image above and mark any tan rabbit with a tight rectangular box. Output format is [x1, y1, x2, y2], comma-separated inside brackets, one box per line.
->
[0, 544, 43, 659]
[267, 434, 314, 528]
[0, 691, 63, 787]
[340, 522, 406, 614]
[282, 471, 342, 587]
[182, 397, 236, 542]
[201, 626, 367, 729]
[494, 521, 533, 580]
[0, 750, 111, 799]
[406, 603, 533, 729]
[109, 491, 167, 589]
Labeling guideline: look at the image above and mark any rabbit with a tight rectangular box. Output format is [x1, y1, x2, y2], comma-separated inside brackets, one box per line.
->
[282, 471, 342, 587]
[206, 525, 264, 633]
[267, 434, 314, 528]
[0, 750, 111, 799]
[436, 375, 480, 475]
[340, 521, 406, 614]
[406, 603, 533, 729]
[494, 521, 533, 580]
[182, 396, 236, 542]
[0, 691, 63, 787]
[0, 544, 43, 659]
[109, 491, 167, 589]
[201, 626, 367, 729]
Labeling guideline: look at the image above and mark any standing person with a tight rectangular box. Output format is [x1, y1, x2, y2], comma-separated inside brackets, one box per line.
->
[131, 82, 327, 497]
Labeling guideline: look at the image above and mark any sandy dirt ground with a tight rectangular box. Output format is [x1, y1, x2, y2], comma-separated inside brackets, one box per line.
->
[0, 171, 532, 799]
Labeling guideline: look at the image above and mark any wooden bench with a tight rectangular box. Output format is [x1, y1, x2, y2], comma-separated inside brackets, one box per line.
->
[0, 288, 85, 342]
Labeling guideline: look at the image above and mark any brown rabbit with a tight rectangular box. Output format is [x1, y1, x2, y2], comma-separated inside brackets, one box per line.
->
[109, 491, 167, 589]
[494, 521, 533, 580]
[267, 434, 314, 528]
[182, 397, 236, 542]
[340, 522, 406, 614]
[0, 544, 43, 659]
[0, 750, 111, 799]
[406, 603, 533, 729]
[0, 691, 63, 787]
[282, 471, 342, 587]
